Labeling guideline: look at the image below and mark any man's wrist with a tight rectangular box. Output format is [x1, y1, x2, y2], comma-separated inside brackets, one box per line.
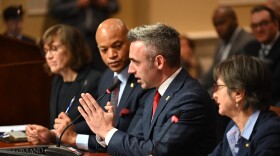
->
[69, 133, 78, 146]
[50, 129, 57, 144]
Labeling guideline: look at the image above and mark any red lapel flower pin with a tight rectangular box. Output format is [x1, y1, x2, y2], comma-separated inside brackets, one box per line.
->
[120, 108, 131, 117]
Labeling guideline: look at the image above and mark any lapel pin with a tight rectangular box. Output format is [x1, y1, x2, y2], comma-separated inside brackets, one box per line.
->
[130, 83, 134, 88]
[245, 143, 249, 148]
[166, 96, 170, 101]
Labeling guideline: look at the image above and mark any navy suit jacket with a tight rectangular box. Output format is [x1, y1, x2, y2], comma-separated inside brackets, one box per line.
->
[244, 37, 280, 105]
[107, 69, 217, 156]
[50, 66, 100, 134]
[87, 68, 150, 152]
[210, 110, 280, 156]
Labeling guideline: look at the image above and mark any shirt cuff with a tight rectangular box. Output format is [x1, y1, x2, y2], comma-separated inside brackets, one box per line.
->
[105, 128, 118, 145]
[76, 134, 89, 150]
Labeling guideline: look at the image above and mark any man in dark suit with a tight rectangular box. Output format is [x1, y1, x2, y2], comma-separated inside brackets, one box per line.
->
[244, 5, 280, 106]
[78, 23, 217, 155]
[200, 6, 254, 95]
[54, 18, 149, 152]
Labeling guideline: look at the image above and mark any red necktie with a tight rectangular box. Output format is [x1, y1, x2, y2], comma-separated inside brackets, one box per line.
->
[152, 90, 161, 117]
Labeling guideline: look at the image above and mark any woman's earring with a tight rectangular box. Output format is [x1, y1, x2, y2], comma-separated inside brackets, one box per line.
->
[236, 103, 239, 108]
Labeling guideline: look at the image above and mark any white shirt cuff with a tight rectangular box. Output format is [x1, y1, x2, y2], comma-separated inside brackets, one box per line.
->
[76, 134, 89, 150]
[105, 128, 118, 145]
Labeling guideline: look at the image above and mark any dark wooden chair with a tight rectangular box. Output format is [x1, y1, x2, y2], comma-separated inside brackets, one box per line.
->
[270, 105, 280, 116]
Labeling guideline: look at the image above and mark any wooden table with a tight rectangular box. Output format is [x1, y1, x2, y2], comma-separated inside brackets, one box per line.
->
[0, 141, 108, 156]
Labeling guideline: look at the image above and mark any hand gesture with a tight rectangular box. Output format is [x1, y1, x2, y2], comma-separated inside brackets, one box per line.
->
[78, 93, 115, 139]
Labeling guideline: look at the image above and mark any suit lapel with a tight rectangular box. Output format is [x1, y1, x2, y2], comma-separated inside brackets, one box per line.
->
[96, 70, 113, 113]
[237, 138, 250, 156]
[114, 75, 136, 126]
[148, 69, 186, 136]
[143, 92, 154, 139]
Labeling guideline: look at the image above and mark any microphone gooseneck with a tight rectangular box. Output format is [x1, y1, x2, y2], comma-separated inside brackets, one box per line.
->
[152, 110, 182, 155]
[57, 82, 120, 147]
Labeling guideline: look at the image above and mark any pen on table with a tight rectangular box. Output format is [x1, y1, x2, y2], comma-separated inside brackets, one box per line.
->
[65, 96, 75, 114]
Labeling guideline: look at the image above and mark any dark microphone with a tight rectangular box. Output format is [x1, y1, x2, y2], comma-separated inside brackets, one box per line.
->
[45, 82, 120, 156]
[151, 110, 182, 156]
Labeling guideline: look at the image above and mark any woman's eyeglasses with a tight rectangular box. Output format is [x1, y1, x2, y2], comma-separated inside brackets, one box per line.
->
[43, 44, 63, 57]
[213, 83, 227, 92]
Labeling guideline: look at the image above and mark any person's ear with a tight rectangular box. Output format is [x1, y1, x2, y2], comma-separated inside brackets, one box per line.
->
[235, 89, 245, 103]
[155, 55, 165, 69]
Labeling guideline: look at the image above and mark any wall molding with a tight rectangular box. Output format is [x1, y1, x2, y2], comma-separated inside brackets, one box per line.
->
[219, 0, 265, 6]
[185, 26, 251, 40]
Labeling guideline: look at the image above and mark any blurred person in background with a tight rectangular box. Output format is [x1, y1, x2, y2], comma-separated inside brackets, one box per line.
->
[2, 5, 36, 44]
[180, 34, 202, 79]
[244, 5, 280, 107]
[49, 0, 119, 73]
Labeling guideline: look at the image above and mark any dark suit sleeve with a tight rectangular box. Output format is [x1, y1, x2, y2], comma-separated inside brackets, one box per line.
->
[209, 142, 223, 156]
[252, 119, 280, 155]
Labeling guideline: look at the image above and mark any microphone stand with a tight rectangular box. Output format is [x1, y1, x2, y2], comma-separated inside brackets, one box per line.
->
[151, 110, 181, 156]
[45, 82, 120, 156]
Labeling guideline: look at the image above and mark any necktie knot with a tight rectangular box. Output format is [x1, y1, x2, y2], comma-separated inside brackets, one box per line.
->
[152, 90, 161, 117]
[114, 76, 120, 85]
[260, 45, 270, 56]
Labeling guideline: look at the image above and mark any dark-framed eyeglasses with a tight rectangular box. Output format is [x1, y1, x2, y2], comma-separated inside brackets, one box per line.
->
[213, 83, 227, 92]
[43, 44, 64, 57]
[250, 20, 273, 30]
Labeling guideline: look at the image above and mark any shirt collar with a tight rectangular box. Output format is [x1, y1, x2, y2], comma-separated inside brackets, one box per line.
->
[114, 66, 129, 84]
[158, 67, 182, 96]
[261, 31, 280, 50]
[241, 110, 260, 140]
[222, 27, 241, 45]
[228, 110, 260, 141]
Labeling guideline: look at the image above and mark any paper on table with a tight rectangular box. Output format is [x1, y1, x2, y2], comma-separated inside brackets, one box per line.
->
[0, 125, 27, 133]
